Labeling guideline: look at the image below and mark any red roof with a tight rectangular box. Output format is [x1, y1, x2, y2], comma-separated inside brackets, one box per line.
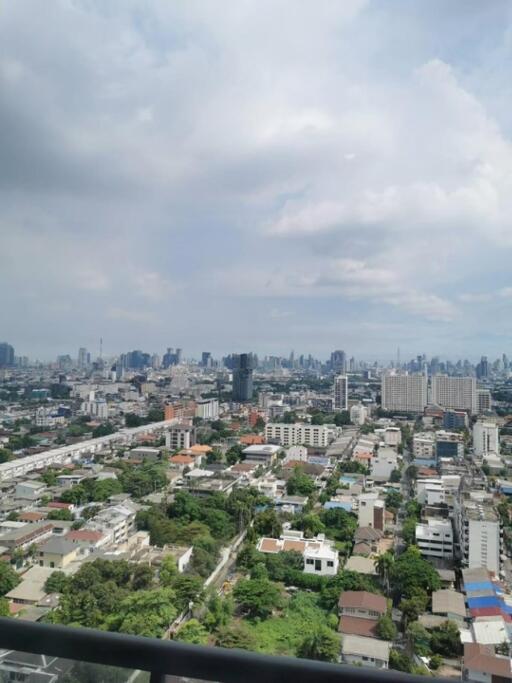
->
[66, 530, 103, 543]
[470, 607, 503, 618]
[338, 616, 379, 638]
[339, 591, 387, 614]
[19, 511, 46, 522]
[48, 502, 72, 509]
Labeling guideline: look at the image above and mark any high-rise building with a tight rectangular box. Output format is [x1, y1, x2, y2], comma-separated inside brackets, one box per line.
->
[77, 347, 89, 369]
[330, 349, 346, 373]
[381, 372, 427, 413]
[162, 347, 181, 368]
[473, 421, 499, 456]
[477, 389, 491, 414]
[431, 375, 477, 414]
[333, 375, 348, 411]
[0, 342, 15, 367]
[476, 356, 489, 380]
[455, 499, 502, 574]
[232, 353, 255, 402]
[201, 352, 212, 368]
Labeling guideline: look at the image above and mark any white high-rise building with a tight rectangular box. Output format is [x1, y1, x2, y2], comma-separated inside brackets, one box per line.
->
[431, 375, 477, 414]
[333, 375, 348, 411]
[477, 389, 491, 414]
[195, 399, 219, 421]
[455, 499, 502, 574]
[381, 373, 427, 413]
[350, 403, 368, 426]
[473, 421, 499, 456]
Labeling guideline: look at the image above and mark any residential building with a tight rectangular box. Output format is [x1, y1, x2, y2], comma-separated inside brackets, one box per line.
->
[381, 372, 427, 413]
[431, 589, 466, 623]
[37, 537, 78, 569]
[350, 403, 368, 426]
[342, 635, 391, 670]
[165, 424, 196, 450]
[357, 494, 385, 531]
[413, 433, 436, 464]
[477, 389, 492, 414]
[330, 349, 347, 373]
[4, 566, 54, 606]
[431, 375, 477, 414]
[195, 398, 219, 421]
[0, 522, 54, 552]
[455, 499, 502, 574]
[370, 448, 398, 482]
[463, 644, 512, 683]
[242, 444, 281, 465]
[338, 591, 387, 638]
[0, 342, 15, 367]
[443, 409, 469, 430]
[257, 532, 339, 576]
[88, 503, 137, 546]
[15, 481, 47, 502]
[232, 353, 255, 402]
[473, 421, 499, 457]
[333, 375, 348, 411]
[415, 519, 454, 559]
[265, 422, 340, 447]
[374, 426, 401, 447]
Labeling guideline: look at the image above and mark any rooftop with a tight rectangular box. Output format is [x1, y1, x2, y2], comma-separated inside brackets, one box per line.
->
[342, 634, 391, 660]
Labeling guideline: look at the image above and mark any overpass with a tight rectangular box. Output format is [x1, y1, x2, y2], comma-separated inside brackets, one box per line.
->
[0, 419, 178, 481]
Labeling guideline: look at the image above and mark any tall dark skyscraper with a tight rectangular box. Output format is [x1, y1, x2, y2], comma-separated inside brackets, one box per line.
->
[330, 349, 346, 373]
[0, 342, 15, 367]
[232, 353, 255, 402]
[476, 355, 489, 379]
[201, 351, 212, 367]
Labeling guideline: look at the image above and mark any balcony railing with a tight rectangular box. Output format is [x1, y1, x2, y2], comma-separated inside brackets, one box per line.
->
[0, 617, 451, 683]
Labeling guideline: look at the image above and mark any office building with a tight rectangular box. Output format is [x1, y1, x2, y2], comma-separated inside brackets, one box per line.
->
[436, 430, 464, 459]
[77, 347, 90, 369]
[232, 353, 255, 402]
[431, 375, 477, 414]
[455, 499, 502, 574]
[415, 519, 454, 560]
[473, 421, 499, 457]
[201, 352, 212, 368]
[381, 372, 427, 413]
[265, 422, 341, 447]
[476, 356, 489, 380]
[350, 403, 368, 426]
[333, 374, 348, 411]
[0, 342, 15, 367]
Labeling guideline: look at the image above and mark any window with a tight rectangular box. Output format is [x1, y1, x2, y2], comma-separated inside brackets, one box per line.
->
[306, 558, 314, 565]
[327, 561, 334, 567]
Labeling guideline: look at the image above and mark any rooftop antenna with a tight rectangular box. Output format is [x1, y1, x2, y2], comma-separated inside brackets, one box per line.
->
[99, 337, 103, 360]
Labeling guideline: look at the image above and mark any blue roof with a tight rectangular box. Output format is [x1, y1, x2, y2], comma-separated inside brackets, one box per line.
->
[467, 596, 501, 608]
[464, 581, 494, 593]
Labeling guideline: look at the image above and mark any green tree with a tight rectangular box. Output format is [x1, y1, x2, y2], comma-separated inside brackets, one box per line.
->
[47, 508, 73, 521]
[401, 518, 417, 546]
[297, 627, 340, 662]
[333, 411, 351, 426]
[204, 594, 233, 631]
[295, 513, 325, 538]
[233, 578, 283, 619]
[385, 490, 402, 512]
[172, 575, 205, 612]
[44, 571, 70, 594]
[226, 444, 244, 465]
[92, 422, 116, 438]
[430, 621, 462, 657]
[375, 551, 394, 594]
[0, 448, 12, 464]
[175, 618, 209, 645]
[216, 624, 257, 650]
[429, 654, 443, 670]
[407, 621, 432, 656]
[389, 469, 401, 483]
[377, 614, 397, 640]
[390, 546, 440, 600]
[0, 561, 20, 596]
[389, 649, 414, 673]
[131, 564, 154, 591]
[159, 556, 178, 587]
[253, 509, 282, 538]
[109, 588, 178, 637]
[399, 591, 428, 628]
[286, 467, 315, 496]
[0, 597, 9, 617]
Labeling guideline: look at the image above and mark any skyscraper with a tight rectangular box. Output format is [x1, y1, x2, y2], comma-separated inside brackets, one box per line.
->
[77, 347, 89, 368]
[333, 375, 348, 411]
[330, 349, 346, 373]
[431, 375, 477, 414]
[0, 342, 15, 367]
[476, 356, 489, 379]
[232, 353, 255, 402]
[201, 352, 212, 367]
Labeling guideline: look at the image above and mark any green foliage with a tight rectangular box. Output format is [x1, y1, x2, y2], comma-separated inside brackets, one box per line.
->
[294, 513, 325, 538]
[401, 518, 417, 546]
[377, 614, 397, 640]
[159, 556, 178, 587]
[333, 411, 351, 426]
[216, 623, 257, 650]
[297, 627, 340, 662]
[385, 489, 403, 511]
[319, 507, 357, 543]
[430, 620, 462, 657]
[338, 460, 368, 474]
[0, 597, 9, 617]
[172, 574, 205, 612]
[0, 448, 13, 463]
[108, 588, 177, 637]
[286, 467, 315, 496]
[407, 621, 432, 656]
[389, 469, 402, 483]
[429, 654, 443, 670]
[390, 546, 440, 601]
[226, 444, 244, 465]
[47, 508, 73, 521]
[44, 571, 70, 594]
[131, 564, 155, 591]
[405, 500, 422, 520]
[234, 579, 283, 619]
[399, 590, 428, 626]
[319, 571, 381, 610]
[92, 422, 116, 438]
[0, 561, 20, 596]
[253, 509, 283, 538]
[389, 649, 415, 673]
[204, 594, 234, 632]
[175, 618, 209, 645]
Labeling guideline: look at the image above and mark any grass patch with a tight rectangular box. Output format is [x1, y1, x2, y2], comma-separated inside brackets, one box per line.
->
[242, 591, 339, 656]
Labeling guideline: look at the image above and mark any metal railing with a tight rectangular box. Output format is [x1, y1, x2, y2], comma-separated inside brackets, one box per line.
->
[0, 617, 451, 683]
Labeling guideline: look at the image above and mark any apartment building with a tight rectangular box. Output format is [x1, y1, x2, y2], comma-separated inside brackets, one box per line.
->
[415, 519, 454, 560]
[88, 503, 137, 546]
[436, 431, 464, 459]
[381, 373, 427, 413]
[195, 399, 219, 421]
[350, 403, 368, 426]
[265, 422, 340, 447]
[473, 421, 499, 457]
[413, 433, 436, 465]
[333, 375, 348, 411]
[165, 424, 196, 450]
[477, 389, 492, 414]
[431, 375, 477, 414]
[454, 499, 502, 574]
[357, 494, 385, 531]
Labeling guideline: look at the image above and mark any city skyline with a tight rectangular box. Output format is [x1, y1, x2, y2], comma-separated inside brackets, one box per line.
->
[2, 2, 512, 358]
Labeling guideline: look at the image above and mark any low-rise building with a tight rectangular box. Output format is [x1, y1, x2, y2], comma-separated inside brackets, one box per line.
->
[342, 635, 391, 669]
[415, 519, 454, 560]
[338, 591, 387, 638]
[431, 589, 466, 623]
[265, 423, 341, 447]
[37, 537, 78, 569]
[242, 444, 281, 466]
[257, 532, 339, 576]
[14, 480, 47, 502]
[463, 643, 512, 683]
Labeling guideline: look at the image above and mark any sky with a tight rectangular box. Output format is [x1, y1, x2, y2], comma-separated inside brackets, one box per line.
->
[2, 1, 512, 362]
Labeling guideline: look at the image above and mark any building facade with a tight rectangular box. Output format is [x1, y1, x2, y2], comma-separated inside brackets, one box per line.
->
[431, 375, 477, 414]
[381, 373, 427, 413]
[265, 422, 340, 447]
[333, 375, 348, 411]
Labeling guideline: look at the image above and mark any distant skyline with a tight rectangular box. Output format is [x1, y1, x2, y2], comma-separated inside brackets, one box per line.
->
[2, 2, 512, 358]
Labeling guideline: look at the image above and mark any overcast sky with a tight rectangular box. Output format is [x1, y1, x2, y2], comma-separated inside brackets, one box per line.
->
[2, 1, 512, 362]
